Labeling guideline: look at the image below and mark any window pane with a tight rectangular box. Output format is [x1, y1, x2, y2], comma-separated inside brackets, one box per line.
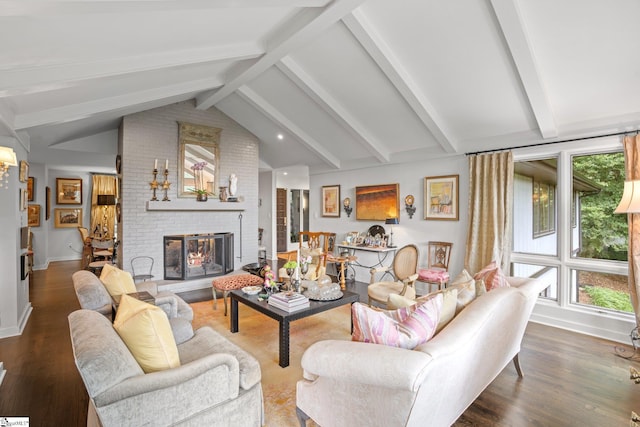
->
[512, 262, 558, 300]
[571, 269, 631, 313]
[571, 153, 627, 261]
[513, 158, 558, 256]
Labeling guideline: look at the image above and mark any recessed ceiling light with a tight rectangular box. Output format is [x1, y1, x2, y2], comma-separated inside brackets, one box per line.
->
[277, 133, 284, 140]
[283, 172, 288, 175]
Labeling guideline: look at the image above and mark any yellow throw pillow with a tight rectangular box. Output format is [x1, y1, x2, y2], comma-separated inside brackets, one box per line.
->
[113, 295, 180, 373]
[101, 265, 137, 296]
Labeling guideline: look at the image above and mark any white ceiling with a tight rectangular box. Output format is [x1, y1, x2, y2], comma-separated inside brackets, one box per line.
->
[2, 0, 640, 174]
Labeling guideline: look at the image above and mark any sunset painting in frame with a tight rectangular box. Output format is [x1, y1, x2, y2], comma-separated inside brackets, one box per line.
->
[355, 183, 399, 221]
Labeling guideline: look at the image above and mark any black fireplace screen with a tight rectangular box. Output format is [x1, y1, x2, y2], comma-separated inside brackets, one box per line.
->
[164, 233, 233, 280]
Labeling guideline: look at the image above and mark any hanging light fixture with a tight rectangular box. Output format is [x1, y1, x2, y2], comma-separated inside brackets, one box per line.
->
[0, 146, 18, 189]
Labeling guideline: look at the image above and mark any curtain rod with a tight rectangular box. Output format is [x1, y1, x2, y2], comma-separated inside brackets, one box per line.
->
[465, 130, 635, 156]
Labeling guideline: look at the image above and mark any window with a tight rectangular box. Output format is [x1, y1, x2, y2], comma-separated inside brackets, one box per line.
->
[512, 146, 630, 318]
[532, 180, 555, 238]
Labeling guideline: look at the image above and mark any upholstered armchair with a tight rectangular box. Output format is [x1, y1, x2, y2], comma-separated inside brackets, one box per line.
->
[69, 309, 264, 426]
[367, 244, 419, 307]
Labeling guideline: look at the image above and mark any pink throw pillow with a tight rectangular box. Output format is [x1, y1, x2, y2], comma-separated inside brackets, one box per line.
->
[474, 261, 510, 291]
[351, 295, 443, 349]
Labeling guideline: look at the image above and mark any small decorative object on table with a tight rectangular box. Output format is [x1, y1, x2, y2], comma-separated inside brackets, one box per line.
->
[242, 285, 262, 295]
[190, 161, 209, 202]
[262, 265, 279, 295]
[303, 276, 343, 301]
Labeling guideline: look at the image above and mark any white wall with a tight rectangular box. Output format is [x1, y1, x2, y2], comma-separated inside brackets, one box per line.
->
[309, 155, 469, 283]
[0, 137, 32, 339]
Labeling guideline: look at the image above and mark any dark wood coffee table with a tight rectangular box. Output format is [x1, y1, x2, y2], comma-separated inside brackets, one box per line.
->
[229, 289, 359, 368]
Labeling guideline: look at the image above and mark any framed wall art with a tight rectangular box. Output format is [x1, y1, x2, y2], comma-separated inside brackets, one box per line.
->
[19, 188, 27, 210]
[54, 208, 82, 228]
[321, 185, 340, 217]
[424, 175, 459, 221]
[27, 177, 35, 201]
[28, 204, 41, 227]
[19, 160, 28, 183]
[56, 178, 82, 204]
[355, 183, 399, 221]
[45, 186, 51, 220]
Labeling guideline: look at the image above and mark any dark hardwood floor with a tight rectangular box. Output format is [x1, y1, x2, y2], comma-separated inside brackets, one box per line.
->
[1, 260, 640, 426]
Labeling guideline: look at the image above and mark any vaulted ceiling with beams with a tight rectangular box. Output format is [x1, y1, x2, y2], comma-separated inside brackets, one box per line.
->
[2, 0, 640, 175]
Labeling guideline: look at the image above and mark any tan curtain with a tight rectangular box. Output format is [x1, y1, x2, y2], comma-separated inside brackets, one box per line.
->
[91, 175, 116, 238]
[465, 151, 514, 275]
[622, 135, 640, 329]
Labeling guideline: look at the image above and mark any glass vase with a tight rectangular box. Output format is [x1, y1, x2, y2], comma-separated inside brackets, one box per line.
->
[196, 193, 208, 202]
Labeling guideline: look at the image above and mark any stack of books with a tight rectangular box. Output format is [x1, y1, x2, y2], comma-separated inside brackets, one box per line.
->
[268, 291, 310, 312]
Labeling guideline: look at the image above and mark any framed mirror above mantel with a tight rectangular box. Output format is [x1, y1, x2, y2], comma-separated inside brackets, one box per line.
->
[178, 122, 220, 198]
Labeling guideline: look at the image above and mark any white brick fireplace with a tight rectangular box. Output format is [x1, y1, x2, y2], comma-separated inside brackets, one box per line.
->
[119, 100, 260, 291]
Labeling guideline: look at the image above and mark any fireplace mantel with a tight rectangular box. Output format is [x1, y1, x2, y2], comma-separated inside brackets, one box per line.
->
[146, 200, 246, 211]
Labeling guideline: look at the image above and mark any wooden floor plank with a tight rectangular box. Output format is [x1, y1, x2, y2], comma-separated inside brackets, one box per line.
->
[1, 260, 640, 426]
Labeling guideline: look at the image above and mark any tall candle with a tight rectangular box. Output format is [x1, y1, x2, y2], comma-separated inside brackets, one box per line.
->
[165, 159, 169, 170]
[154, 158, 158, 169]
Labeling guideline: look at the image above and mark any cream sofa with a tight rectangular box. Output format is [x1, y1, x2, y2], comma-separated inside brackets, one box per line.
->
[296, 276, 548, 427]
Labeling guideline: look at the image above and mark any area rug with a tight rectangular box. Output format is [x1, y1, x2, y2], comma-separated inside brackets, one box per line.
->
[190, 299, 353, 426]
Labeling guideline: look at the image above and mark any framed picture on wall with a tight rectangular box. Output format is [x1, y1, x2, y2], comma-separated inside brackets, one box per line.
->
[424, 175, 459, 221]
[321, 185, 340, 217]
[54, 208, 82, 228]
[28, 204, 41, 227]
[19, 188, 28, 211]
[27, 177, 35, 201]
[19, 160, 28, 183]
[355, 183, 399, 221]
[56, 178, 82, 204]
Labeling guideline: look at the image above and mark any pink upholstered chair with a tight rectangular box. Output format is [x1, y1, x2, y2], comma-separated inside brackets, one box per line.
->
[418, 241, 452, 292]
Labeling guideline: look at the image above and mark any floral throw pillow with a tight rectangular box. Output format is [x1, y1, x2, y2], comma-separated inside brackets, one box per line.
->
[351, 294, 443, 350]
[474, 261, 510, 292]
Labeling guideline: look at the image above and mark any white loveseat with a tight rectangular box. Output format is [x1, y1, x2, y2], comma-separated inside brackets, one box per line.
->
[296, 276, 548, 427]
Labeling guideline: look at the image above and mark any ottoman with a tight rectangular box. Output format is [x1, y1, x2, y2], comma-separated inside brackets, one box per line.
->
[212, 274, 264, 315]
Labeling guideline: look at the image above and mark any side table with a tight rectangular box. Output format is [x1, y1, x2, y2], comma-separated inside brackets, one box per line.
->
[327, 254, 357, 290]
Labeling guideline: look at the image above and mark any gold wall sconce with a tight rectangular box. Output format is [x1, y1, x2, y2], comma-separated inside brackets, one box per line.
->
[343, 197, 353, 217]
[405, 194, 416, 219]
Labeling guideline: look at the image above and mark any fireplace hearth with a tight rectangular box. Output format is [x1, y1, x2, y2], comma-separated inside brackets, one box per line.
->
[164, 233, 233, 280]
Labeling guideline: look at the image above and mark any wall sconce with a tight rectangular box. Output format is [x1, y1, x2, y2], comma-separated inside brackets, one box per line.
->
[385, 217, 399, 248]
[343, 197, 353, 217]
[405, 194, 416, 219]
[0, 146, 18, 189]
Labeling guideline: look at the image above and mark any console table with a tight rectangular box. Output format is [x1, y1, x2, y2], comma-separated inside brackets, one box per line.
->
[335, 244, 397, 282]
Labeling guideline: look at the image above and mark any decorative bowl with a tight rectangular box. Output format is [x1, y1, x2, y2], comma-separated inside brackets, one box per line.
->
[242, 286, 262, 295]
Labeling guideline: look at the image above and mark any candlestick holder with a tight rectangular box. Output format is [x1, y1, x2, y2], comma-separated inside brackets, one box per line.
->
[162, 168, 171, 201]
[150, 169, 159, 201]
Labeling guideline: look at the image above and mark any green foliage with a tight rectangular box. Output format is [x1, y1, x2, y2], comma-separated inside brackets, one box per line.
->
[572, 152, 627, 259]
[582, 285, 633, 312]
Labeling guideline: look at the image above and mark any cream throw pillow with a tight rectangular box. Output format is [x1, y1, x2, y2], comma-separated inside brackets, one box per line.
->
[113, 294, 180, 373]
[100, 264, 137, 296]
[448, 270, 477, 314]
